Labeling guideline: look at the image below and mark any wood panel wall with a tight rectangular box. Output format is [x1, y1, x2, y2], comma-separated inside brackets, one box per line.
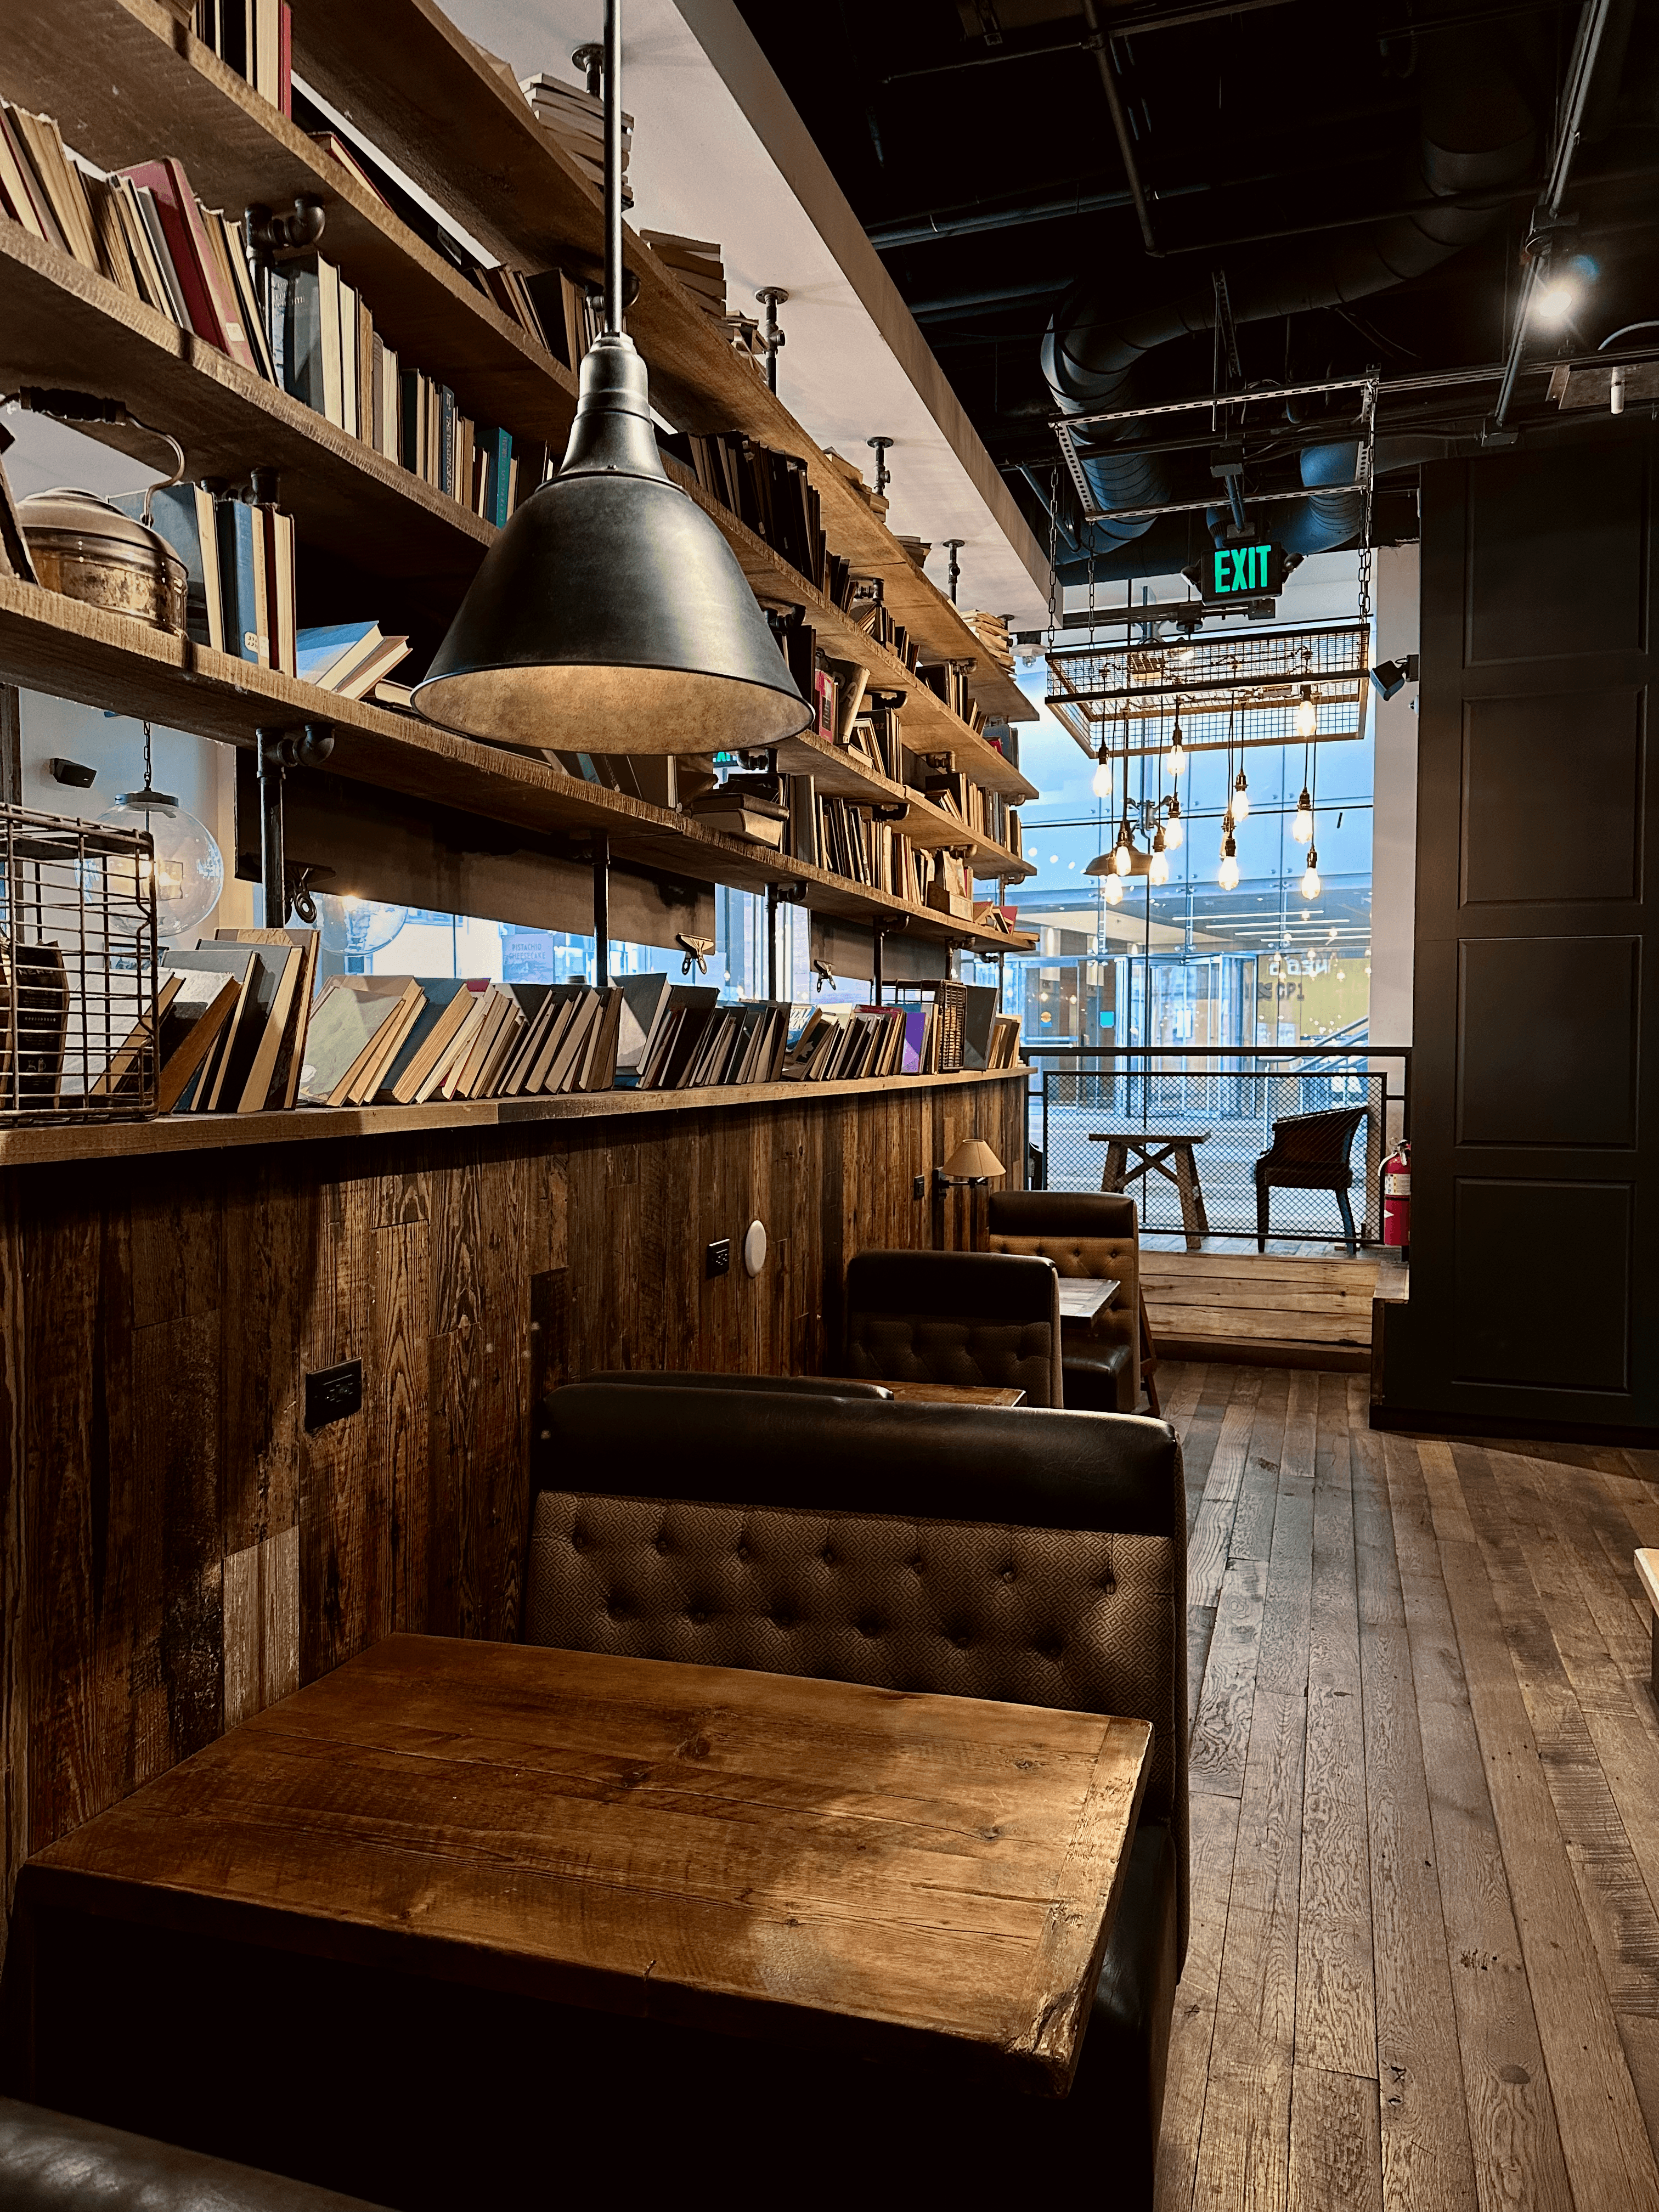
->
[0, 1075, 1026, 1966]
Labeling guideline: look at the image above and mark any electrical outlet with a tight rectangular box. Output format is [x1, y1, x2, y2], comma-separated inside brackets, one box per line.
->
[706, 1237, 731, 1279]
[912, 1175, 927, 1200]
[304, 1359, 362, 1431]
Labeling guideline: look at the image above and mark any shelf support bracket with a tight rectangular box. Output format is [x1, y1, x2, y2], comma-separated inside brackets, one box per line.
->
[256, 723, 334, 928]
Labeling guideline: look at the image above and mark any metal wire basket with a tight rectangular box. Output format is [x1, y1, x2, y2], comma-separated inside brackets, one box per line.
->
[0, 803, 160, 1124]
[1046, 623, 1372, 757]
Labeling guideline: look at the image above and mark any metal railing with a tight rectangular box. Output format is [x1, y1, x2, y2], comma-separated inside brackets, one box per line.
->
[1023, 1043, 1410, 1248]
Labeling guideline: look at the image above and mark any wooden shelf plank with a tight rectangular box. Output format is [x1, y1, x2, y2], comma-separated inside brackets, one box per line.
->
[0, 0, 582, 452]
[0, 219, 488, 613]
[0, 578, 1036, 952]
[285, 0, 1040, 727]
[0, 1065, 1029, 1171]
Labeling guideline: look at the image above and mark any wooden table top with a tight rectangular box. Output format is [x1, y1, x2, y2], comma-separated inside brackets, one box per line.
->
[1087, 1130, 1210, 1147]
[22, 1636, 1150, 2096]
[1056, 1277, 1120, 1323]
[825, 1376, 1027, 1407]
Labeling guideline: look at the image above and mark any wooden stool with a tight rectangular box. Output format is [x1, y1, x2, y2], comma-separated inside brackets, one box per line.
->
[1090, 1130, 1211, 1253]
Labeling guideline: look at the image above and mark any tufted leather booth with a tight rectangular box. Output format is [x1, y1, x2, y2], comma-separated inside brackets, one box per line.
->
[985, 1188, 1143, 1413]
[525, 1380, 1187, 2200]
[842, 1247, 1064, 1405]
[582, 1368, 893, 1398]
[0, 2097, 390, 2210]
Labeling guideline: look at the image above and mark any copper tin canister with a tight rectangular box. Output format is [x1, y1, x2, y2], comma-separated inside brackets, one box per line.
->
[18, 486, 188, 634]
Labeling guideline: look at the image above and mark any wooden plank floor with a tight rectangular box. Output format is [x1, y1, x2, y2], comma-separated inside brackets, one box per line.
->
[1158, 1360, 1659, 2212]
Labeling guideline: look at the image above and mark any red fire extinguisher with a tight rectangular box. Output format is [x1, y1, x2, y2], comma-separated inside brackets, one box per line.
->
[1383, 1141, 1410, 1252]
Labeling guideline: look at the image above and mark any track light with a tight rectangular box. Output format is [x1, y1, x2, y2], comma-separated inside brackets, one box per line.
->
[1291, 788, 1313, 844]
[1300, 846, 1321, 899]
[1295, 686, 1318, 740]
[1369, 654, 1419, 701]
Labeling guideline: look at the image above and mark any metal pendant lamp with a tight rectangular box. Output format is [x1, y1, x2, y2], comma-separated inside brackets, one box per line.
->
[414, 1, 810, 754]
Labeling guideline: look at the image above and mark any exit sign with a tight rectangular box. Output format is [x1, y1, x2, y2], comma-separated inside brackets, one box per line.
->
[1204, 543, 1286, 601]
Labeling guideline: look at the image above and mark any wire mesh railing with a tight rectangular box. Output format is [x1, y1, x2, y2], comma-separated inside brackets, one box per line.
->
[1024, 1044, 1409, 1249]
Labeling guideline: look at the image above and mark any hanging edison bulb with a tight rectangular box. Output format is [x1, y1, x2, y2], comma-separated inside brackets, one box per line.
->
[1164, 793, 1183, 849]
[1148, 822, 1170, 886]
[1295, 686, 1319, 740]
[1091, 737, 1113, 799]
[1103, 871, 1124, 906]
[1112, 819, 1133, 876]
[1291, 787, 1314, 843]
[1300, 845, 1322, 900]
[1232, 766, 1250, 823]
[1217, 828, 1240, 892]
[1165, 718, 1185, 777]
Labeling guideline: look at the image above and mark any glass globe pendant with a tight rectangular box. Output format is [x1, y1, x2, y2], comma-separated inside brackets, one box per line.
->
[413, 1, 811, 755]
[1300, 845, 1322, 900]
[98, 720, 223, 943]
[315, 893, 409, 960]
[1291, 787, 1314, 844]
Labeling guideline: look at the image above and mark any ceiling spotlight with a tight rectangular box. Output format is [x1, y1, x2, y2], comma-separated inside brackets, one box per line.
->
[1300, 846, 1321, 900]
[1103, 872, 1124, 906]
[1370, 654, 1420, 701]
[1092, 740, 1113, 799]
[1232, 767, 1250, 823]
[1295, 686, 1318, 740]
[1291, 787, 1314, 844]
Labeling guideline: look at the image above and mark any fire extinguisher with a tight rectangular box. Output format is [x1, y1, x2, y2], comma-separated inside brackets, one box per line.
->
[1383, 1141, 1410, 1253]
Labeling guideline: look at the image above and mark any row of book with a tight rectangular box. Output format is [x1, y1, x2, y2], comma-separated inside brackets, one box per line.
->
[917, 661, 991, 737]
[190, 1, 292, 116]
[781, 999, 1018, 1082]
[661, 431, 828, 600]
[922, 769, 1023, 860]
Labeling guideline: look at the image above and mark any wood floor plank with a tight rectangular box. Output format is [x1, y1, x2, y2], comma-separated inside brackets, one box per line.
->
[1414, 1440, 1659, 2211]
[1296, 1387, 1376, 2082]
[1192, 2063, 1294, 2212]
[1191, 1559, 1268, 1801]
[1231, 1367, 1290, 1567]
[1288, 2066, 1384, 2212]
[1158, 1787, 1242, 2212]
[1351, 1426, 1480, 2212]
[1189, 1368, 1266, 1607]
[1384, 1438, 1574, 2212]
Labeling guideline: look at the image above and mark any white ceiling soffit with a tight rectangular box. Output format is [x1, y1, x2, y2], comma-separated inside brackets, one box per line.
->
[442, 0, 1052, 627]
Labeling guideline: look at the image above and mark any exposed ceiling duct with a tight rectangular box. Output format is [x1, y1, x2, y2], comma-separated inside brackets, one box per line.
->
[1041, 13, 1540, 562]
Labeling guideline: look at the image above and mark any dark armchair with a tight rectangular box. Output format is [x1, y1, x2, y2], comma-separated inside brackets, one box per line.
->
[984, 1188, 1155, 1414]
[1254, 1103, 1369, 1255]
[842, 1248, 1063, 1405]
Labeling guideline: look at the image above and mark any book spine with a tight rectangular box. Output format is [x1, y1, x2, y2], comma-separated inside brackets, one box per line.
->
[283, 262, 320, 409]
[439, 386, 455, 499]
[277, 1, 291, 116]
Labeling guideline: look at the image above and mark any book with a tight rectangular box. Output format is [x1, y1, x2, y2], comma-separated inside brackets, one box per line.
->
[8, 106, 101, 272]
[120, 178, 191, 326]
[377, 978, 488, 1103]
[214, 500, 265, 666]
[0, 109, 55, 245]
[216, 926, 317, 1107]
[296, 621, 410, 697]
[159, 941, 260, 1110]
[298, 977, 424, 1107]
[119, 158, 261, 374]
[154, 969, 242, 1113]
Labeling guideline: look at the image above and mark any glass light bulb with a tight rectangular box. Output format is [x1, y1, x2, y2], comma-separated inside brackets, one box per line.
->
[1103, 872, 1124, 906]
[1148, 848, 1169, 885]
[1300, 849, 1321, 900]
[1535, 279, 1576, 322]
[1291, 789, 1314, 844]
[1232, 771, 1250, 823]
[97, 794, 224, 944]
[1295, 691, 1318, 740]
[316, 894, 410, 956]
[1218, 853, 1240, 891]
[1165, 730, 1185, 777]
[1092, 754, 1113, 799]
[1113, 838, 1131, 877]
[1164, 809, 1183, 850]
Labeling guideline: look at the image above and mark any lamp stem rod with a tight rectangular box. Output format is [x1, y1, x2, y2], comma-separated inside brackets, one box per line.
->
[604, 0, 623, 336]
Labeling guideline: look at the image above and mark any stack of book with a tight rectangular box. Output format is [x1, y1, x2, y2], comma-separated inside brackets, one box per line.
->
[116, 486, 298, 674]
[782, 1004, 935, 1082]
[302, 977, 631, 1107]
[190, 0, 292, 115]
[519, 71, 633, 206]
[807, 794, 930, 907]
[964, 611, 1015, 676]
[823, 448, 889, 522]
[639, 232, 725, 319]
[635, 994, 790, 1092]
[296, 621, 410, 701]
[681, 771, 789, 851]
[986, 1014, 1023, 1069]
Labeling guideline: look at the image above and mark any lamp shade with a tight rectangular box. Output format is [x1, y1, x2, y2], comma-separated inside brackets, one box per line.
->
[942, 1137, 1006, 1181]
[415, 335, 812, 753]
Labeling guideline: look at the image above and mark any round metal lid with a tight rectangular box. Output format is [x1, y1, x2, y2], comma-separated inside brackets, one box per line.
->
[16, 486, 182, 569]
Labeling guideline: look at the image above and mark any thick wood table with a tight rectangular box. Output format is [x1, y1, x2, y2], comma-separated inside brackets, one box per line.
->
[823, 1375, 1026, 1406]
[1091, 1128, 1211, 1250]
[13, 1637, 1149, 2105]
[1057, 1276, 1120, 1324]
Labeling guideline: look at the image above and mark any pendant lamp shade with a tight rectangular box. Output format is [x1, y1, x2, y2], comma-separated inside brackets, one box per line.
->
[414, 336, 811, 753]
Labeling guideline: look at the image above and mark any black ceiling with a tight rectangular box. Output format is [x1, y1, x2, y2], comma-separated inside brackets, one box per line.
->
[733, 0, 1659, 579]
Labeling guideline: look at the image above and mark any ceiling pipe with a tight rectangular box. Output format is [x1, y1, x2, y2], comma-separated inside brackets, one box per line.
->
[1078, 0, 1159, 257]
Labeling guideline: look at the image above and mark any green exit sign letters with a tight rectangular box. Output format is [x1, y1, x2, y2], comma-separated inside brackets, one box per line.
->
[1206, 543, 1286, 601]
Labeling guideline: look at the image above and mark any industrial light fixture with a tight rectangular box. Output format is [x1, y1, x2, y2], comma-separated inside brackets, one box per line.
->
[1295, 685, 1318, 740]
[1165, 714, 1185, 777]
[1148, 822, 1169, 885]
[1217, 828, 1239, 892]
[1231, 766, 1250, 823]
[1091, 737, 1113, 798]
[1300, 846, 1322, 899]
[1291, 787, 1314, 843]
[936, 1136, 1006, 1190]
[1164, 793, 1183, 849]
[414, 2, 811, 753]
[1369, 653, 1419, 701]
[1112, 819, 1133, 874]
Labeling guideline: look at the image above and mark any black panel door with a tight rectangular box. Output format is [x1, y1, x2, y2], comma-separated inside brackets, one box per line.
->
[1405, 432, 1657, 1429]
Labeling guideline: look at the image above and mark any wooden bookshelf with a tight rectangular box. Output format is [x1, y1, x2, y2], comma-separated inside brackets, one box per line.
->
[284, 0, 1040, 729]
[0, 578, 1037, 951]
[0, 1064, 1026, 1170]
[0, 0, 583, 452]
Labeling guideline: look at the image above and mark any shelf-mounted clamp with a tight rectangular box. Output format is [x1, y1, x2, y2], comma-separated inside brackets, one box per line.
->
[812, 957, 836, 995]
[256, 721, 334, 927]
[870, 912, 908, 1002]
[244, 198, 326, 265]
[678, 933, 715, 977]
